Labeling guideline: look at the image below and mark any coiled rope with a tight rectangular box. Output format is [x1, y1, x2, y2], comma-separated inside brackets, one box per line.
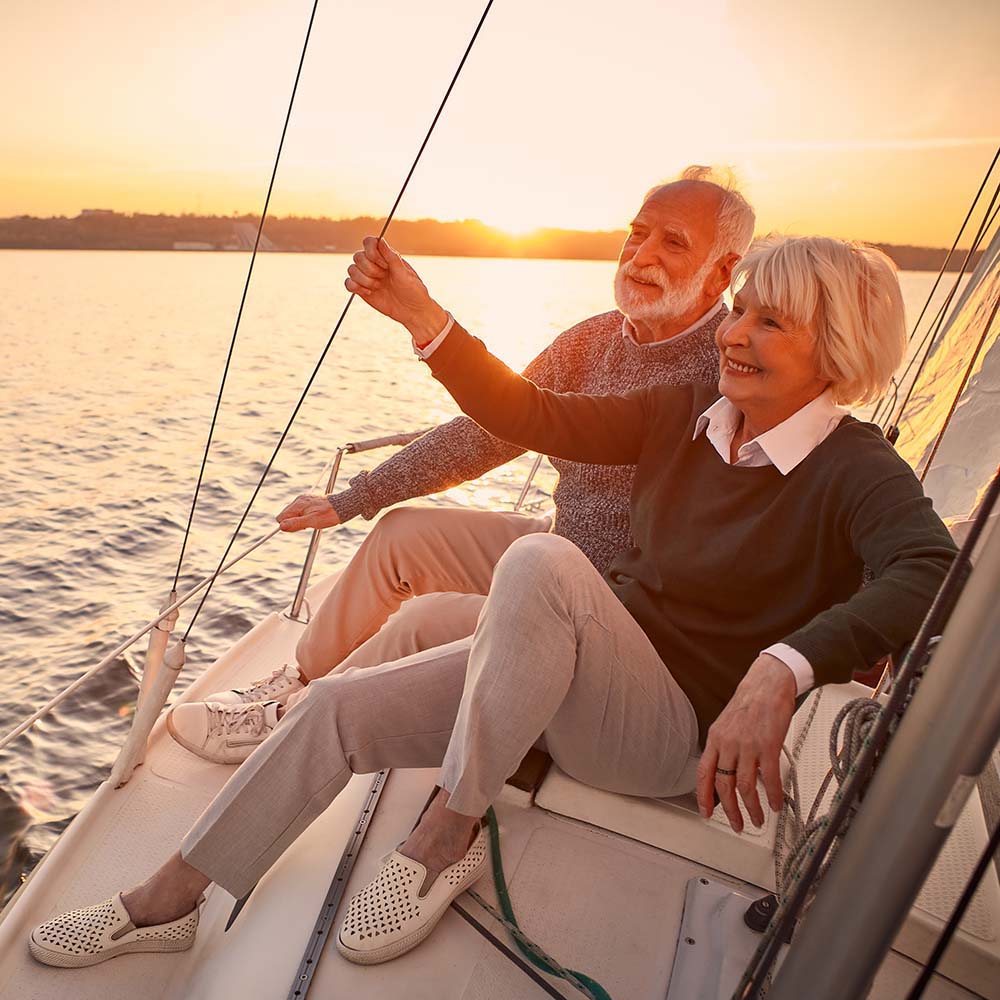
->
[736, 467, 1000, 999]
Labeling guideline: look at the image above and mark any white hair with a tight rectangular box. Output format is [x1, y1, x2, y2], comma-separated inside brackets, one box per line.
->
[733, 235, 907, 405]
[646, 165, 756, 261]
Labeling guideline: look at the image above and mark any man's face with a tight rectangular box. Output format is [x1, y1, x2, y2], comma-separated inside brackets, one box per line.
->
[614, 183, 722, 325]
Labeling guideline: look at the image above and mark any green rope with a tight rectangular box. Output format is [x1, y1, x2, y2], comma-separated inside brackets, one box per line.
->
[484, 806, 614, 1000]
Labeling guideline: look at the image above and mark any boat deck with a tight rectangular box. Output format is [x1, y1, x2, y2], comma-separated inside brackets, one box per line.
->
[0, 572, 995, 999]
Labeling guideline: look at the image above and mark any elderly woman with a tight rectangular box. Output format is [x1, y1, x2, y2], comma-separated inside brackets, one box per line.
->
[30, 235, 956, 969]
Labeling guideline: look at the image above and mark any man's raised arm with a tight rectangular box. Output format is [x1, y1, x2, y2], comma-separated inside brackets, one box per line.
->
[276, 241, 553, 533]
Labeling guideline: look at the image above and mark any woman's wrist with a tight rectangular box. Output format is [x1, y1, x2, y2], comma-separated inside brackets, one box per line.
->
[405, 300, 450, 347]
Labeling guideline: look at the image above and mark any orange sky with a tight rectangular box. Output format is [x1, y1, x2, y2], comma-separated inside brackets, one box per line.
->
[4, 0, 999, 246]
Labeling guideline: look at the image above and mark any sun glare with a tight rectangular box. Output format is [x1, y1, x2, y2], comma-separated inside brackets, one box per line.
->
[2, 0, 998, 247]
[490, 218, 543, 239]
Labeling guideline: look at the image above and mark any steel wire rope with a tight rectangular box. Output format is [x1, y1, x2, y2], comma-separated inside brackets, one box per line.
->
[871, 146, 1000, 425]
[879, 181, 1000, 434]
[181, 0, 495, 642]
[879, 159, 1000, 433]
[905, 815, 1000, 999]
[917, 279, 1000, 482]
[170, 0, 321, 593]
[735, 466, 1000, 999]
[881, 183, 1000, 434]
[879, 192, 999, 440]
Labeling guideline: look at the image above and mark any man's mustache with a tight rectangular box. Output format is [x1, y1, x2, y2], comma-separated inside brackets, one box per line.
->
[622, 264, 668, 289]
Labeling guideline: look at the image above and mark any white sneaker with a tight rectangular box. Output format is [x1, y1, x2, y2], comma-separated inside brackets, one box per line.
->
[204, 664, 304, 706]
[166, 701, 281, 764]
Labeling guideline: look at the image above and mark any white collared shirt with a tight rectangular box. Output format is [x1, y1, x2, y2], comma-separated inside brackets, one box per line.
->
[693, 389, 848, 694]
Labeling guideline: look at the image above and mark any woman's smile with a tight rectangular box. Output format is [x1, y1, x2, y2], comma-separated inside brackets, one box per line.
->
[724, 357, 761, 376]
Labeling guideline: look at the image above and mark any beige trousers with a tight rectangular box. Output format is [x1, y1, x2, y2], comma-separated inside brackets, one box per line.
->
[181, 534, 700, 898]
[294, 506, 552, 681]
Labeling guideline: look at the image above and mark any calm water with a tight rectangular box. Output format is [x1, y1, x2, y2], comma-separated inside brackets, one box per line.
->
[0, 249, 953, 896]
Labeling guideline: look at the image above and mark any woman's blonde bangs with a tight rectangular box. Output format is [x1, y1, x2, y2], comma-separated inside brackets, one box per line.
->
[733, 239, 821, 331]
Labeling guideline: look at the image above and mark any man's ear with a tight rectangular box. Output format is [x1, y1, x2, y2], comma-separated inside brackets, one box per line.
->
[710, 252, 740, 297]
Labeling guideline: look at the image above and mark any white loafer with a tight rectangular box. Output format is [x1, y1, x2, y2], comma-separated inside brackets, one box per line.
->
[29, 892, 199, 968]
[337, 826, 489, 965]
[166, 700, 280, 764]
[204, 664, 305, 706]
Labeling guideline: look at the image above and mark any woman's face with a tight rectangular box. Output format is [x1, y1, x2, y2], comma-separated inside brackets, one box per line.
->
[715, 280, 831, 424]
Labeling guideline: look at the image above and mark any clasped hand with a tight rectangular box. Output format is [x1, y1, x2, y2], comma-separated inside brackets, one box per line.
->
[276, 239, 442, 535]
[695, 654, 797, 833]
[345, 237, 448, 345]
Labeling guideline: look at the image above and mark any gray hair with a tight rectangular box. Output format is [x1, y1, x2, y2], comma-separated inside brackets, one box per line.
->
[734, 235, 907, 405]
[647, 165, 756, 261]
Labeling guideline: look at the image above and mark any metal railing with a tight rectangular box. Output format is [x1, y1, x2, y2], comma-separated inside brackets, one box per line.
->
[287, 428, 432, 622]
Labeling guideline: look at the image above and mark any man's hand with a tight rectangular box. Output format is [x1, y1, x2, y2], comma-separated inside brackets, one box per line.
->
[276, 494, 341, 533]
[345, 237, 449, 346]
[696, 653, 797, 833]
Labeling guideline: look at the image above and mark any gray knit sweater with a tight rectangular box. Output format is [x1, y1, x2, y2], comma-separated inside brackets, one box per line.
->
[329, 308, 725, 573]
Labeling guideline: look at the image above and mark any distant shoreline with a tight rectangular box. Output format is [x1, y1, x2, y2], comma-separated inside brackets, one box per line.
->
[0, 211, 983, 273]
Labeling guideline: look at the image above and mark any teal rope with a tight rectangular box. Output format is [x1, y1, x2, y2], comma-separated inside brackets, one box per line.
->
[485, 806, 614, 1000]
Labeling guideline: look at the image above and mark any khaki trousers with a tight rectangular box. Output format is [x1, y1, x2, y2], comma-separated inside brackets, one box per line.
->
[181, 534, 700, 898]
[294, 506, 552, 680]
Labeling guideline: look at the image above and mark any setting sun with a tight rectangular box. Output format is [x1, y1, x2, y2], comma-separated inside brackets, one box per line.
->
[2, 0, 999, 246]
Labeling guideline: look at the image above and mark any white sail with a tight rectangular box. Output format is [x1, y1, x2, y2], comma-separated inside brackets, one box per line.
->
[895, 227, 1000, 526]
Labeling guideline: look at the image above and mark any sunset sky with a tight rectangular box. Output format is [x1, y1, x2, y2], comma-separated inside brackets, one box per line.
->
[5, 0, 999, 246]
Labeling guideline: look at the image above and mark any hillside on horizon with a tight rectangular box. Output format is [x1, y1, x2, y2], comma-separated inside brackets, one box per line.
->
[0, 210, 983, 273]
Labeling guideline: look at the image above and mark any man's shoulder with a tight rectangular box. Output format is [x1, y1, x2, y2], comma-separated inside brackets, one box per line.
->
[546, 310, 624, 353]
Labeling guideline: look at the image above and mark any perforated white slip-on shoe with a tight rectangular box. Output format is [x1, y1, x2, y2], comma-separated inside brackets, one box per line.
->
[337, 825, 488, 965]
[29, 892, 199, 968]
[166, 700, 280, 764]
[204, 663, 304, 706]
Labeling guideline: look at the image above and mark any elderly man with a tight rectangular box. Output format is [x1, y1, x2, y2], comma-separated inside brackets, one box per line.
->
[166, 166, 756, 763]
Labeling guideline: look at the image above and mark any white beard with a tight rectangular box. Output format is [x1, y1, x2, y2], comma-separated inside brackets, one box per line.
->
[613, 257, 714, 326]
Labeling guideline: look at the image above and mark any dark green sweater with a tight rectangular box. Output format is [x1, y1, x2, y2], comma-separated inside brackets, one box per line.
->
[427, 323, 958, 742]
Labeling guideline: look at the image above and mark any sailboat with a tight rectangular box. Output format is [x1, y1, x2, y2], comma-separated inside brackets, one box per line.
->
[1, 225, 998, 998]
[2, 5, 1000, 996]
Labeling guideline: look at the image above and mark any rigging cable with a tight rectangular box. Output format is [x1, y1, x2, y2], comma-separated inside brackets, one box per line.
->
[871, 145, 1000, 426]
[735, 466, 1000, 998]
[905, 815, 1000, 1000]
[883, 176, 1000, 434]
[181, 0, 495, 641]
[170, 0, 322, 592]
[917, 276, 1000, 482]
[878, 153, 1000, 433]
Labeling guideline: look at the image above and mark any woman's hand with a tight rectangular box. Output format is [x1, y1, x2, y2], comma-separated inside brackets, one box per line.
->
[345, 237, 449, 346]
[276, 494, 341, 532]
[696, 654, 797, 833]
